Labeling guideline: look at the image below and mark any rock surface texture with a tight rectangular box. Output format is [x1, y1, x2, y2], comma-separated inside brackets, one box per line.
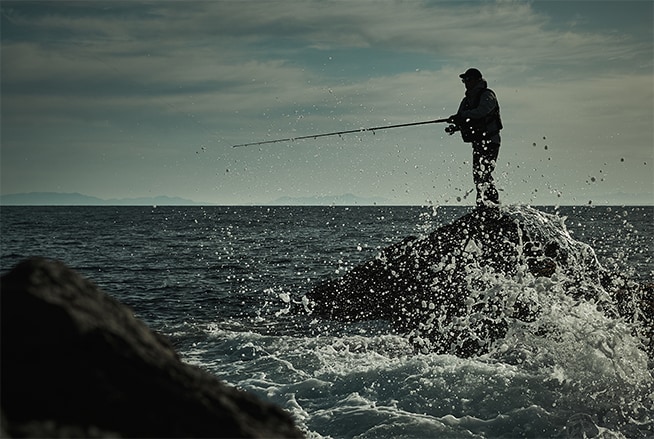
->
[308, 205, 652, 357]
[1, 257, 303, 438]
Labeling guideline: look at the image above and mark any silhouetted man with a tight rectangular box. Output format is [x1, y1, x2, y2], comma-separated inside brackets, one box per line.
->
[446, 68, 503, 207]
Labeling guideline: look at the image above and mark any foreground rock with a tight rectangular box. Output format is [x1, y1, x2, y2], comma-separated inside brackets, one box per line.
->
[1, 258, 303, 438]
[307, 205, 652, 357]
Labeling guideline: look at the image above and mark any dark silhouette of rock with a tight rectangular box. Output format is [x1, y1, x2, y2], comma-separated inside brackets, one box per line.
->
[307, 205, 652, 357]
[0, 258, 303, 438]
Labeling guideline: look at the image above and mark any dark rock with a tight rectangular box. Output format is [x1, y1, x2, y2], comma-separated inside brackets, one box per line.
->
[307, 205, 652, 357]
[0, 258, 303, 438]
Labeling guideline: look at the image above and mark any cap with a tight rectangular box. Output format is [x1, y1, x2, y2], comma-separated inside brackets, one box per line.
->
[459, 68, 482, 80]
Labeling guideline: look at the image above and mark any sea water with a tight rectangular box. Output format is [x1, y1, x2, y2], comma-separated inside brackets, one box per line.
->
[1, 205, 652, 438]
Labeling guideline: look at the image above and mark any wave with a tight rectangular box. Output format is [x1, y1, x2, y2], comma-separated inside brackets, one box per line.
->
[305, 205, 651, 359]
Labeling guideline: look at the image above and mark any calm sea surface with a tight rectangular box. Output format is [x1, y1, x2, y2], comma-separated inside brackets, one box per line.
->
[1, 205, 652, 438]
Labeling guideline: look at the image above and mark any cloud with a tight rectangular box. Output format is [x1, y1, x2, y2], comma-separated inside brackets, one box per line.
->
[4, 1, 647, 108]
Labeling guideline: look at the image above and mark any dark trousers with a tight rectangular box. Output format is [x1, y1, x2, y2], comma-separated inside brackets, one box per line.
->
[472, 141, 500, 206]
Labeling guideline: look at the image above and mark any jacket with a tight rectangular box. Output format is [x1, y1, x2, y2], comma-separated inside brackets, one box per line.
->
[456, 79, 502, 144]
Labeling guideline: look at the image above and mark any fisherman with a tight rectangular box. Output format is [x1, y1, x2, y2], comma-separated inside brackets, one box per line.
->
[445, 68, 503, 208]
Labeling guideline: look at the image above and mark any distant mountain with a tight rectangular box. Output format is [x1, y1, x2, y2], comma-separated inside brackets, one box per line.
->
[104, 195, 205, 206]
[0, 192, 205, 206]
[268, 193, 391, 206]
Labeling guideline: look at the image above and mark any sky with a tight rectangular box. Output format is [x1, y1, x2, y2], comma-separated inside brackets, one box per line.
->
[1, 0, 652, 206]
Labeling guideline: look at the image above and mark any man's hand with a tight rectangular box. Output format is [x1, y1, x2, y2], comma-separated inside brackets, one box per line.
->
[447, 114, 460, 125]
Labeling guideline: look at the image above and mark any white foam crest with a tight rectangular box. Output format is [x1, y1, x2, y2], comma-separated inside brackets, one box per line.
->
[481, 268, 653, 431]
[181, 324, 573, 437]
[180, 314, 652, 437]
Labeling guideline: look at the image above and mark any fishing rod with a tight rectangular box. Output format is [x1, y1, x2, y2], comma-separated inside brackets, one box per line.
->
[232, 118, 450, 148]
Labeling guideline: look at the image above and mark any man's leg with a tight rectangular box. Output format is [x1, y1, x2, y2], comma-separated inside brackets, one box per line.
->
[472, 142, 500, 206]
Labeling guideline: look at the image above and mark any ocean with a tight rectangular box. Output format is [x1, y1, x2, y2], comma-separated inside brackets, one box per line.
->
[1, 205, 652, 438]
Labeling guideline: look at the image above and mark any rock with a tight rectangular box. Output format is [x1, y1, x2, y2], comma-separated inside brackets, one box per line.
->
[0, 258, 303, 438]
[565, 414, 600, 438]
[307, 205, 652, 357]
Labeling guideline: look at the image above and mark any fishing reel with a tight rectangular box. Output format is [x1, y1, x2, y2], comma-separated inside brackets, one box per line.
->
[445, 125, 459, 135]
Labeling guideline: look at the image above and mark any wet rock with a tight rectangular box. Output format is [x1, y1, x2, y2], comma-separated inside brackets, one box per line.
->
[608, 278, 654, 357]
[565, 413, 600, 438]
[308, 205, 650, 357]
[0, 258, 303, 438]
